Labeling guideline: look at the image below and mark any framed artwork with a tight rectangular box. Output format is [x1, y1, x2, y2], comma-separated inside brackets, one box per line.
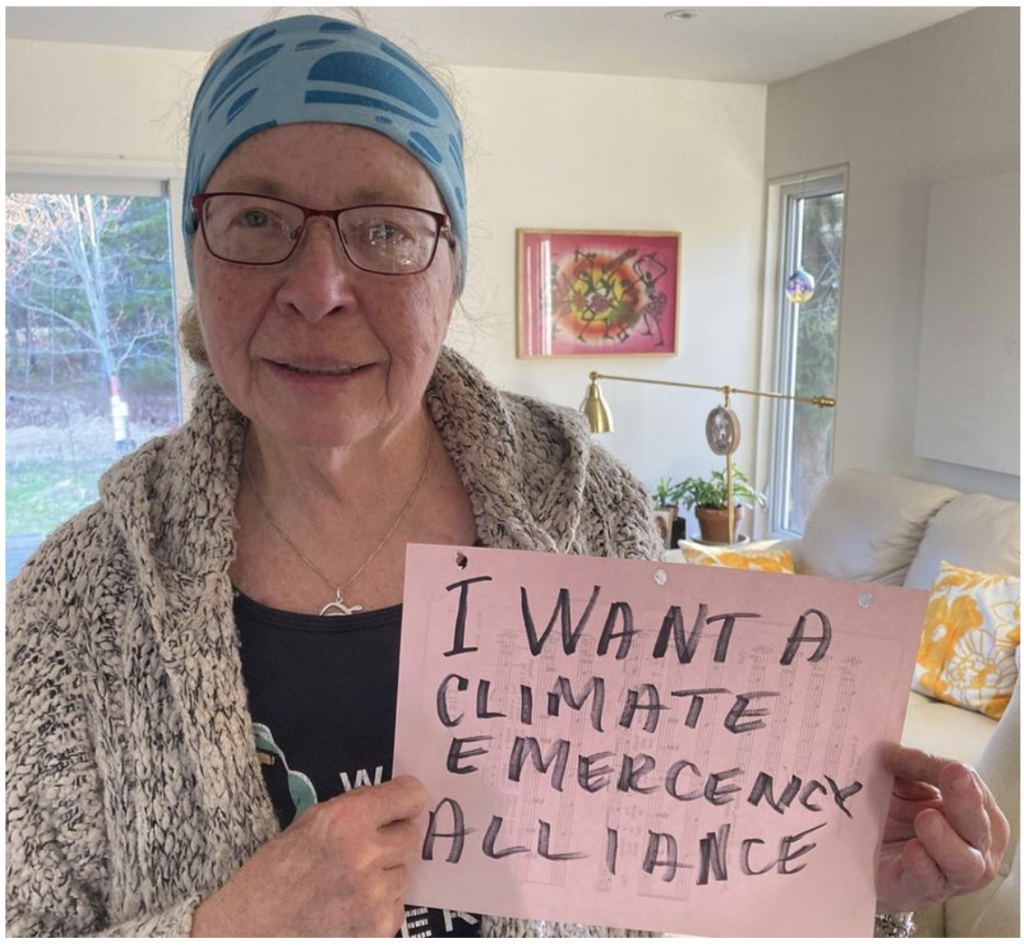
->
[652, 507, 676, 550]
[517, 229, 681, 358]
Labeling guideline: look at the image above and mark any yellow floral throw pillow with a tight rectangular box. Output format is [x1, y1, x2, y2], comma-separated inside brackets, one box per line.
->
[680, 543, 795, 574]
[913, 561, 1021, 719]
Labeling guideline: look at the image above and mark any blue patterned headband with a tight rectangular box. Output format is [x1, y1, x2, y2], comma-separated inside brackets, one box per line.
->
[183, 15, 467, 291]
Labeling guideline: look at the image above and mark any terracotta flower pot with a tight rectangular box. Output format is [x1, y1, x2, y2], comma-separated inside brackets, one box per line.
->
[695, 505, 743, 544]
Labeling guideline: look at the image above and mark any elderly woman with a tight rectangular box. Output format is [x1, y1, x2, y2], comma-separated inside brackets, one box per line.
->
[6, 15, 1007, 939]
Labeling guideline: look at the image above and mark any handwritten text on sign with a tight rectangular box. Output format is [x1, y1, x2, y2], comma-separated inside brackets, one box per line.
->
[394, 546, 925, 937]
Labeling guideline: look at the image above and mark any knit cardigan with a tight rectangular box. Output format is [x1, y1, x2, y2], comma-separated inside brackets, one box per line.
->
[6, 347, 667, 937]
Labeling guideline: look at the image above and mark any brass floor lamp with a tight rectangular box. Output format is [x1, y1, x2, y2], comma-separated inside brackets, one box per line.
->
[581, 372, 837, 544]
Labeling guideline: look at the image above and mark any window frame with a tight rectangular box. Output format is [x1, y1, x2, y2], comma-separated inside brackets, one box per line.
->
[757, 166, 849, 539]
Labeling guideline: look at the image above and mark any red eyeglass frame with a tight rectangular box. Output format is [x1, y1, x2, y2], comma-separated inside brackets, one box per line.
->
[190, 192, 455, 274]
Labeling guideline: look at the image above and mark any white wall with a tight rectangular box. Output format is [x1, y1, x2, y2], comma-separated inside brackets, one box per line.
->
[6, 38, 768, 520]
[764, 8, 1020, 500]
[5, 40, 200, 171]
[451, 66, 766, 508]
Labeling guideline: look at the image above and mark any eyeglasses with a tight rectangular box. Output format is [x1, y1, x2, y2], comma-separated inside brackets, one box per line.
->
[190, 193, 454, 275]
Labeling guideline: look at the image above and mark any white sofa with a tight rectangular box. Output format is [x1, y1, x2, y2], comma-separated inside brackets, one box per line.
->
[768, 470, 1019, 938]
[668, 469, 1019, 935]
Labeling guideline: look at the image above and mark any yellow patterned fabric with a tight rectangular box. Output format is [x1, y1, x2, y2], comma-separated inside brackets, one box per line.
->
[680, 543, 796, 574]
[913, 561, 1021, 720]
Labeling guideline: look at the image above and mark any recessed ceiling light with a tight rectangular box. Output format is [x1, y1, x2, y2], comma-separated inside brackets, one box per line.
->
[665, 9, 698, 20]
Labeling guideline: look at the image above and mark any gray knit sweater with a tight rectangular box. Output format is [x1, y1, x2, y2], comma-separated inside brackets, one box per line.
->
[6, 347, 666, 937]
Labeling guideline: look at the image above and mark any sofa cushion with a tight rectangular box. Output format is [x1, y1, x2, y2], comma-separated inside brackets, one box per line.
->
[679, 541, 795, 573]
[901, 691, 998, 766]
[905, 492, 1021, 590]
[908, 682, 1019, 937]
[912, 562, 1020, 719]
[798, 470, 959, 584]
[945, 679, 1020, 938]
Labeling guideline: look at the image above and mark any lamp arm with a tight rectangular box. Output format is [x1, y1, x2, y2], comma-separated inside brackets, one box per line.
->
[584, 372, 837, 544]
[588, 371, 836, 408]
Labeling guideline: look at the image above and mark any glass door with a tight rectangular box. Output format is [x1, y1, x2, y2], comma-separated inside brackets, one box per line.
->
[6, 181, 182, 579]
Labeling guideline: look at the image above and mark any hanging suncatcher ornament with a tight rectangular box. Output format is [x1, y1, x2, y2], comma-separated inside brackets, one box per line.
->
[785, 266, 816, 304]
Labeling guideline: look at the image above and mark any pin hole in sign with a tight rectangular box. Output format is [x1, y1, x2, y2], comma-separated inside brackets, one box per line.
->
[456, 551, 469, 570]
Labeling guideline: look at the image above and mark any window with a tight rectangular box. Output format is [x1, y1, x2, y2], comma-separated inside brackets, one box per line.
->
[768, 171, 846, 536]
[6, 177, 184, 579]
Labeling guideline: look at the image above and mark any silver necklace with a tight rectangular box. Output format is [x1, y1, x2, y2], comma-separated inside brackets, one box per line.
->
[243, 434, 433, 617]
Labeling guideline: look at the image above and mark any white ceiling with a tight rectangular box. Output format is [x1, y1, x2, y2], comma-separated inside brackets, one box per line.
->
[5, 6, 975, 84]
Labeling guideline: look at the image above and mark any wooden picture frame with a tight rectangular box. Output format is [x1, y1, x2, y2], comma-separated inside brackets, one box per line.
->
[652, 507, 677, 550]
[517, 228, 681, 358]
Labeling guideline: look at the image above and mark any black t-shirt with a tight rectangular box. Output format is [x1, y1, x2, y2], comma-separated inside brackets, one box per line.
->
[235, 590, 480, 938]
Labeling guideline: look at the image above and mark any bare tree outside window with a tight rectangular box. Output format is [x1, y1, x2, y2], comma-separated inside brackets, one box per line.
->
[6, 189, 181, 577]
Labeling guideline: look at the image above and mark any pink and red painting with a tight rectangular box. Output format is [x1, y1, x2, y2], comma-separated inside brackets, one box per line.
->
[517, 229, 681, 358]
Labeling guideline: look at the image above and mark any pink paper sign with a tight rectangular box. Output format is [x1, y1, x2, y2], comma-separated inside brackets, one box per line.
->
[394, 545, 927, 937]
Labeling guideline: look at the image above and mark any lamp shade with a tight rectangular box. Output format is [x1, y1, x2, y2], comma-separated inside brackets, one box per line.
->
[581, 377, 613, 433]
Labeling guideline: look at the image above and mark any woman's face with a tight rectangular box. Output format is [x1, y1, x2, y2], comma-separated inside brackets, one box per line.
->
[193, 123, 457, 450]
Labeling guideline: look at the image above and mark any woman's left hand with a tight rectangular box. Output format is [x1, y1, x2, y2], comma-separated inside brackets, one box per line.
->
[876, 744, 1010, 912]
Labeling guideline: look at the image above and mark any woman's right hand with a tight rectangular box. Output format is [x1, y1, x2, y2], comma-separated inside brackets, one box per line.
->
[191, 775, 428, 937]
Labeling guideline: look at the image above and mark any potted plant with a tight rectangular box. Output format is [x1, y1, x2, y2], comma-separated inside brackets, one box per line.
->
[675, 468, 767, 544]
[652, 477, 684, 511]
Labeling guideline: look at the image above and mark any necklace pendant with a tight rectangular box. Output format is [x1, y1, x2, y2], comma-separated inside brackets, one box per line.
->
[320, 590, 362, 617]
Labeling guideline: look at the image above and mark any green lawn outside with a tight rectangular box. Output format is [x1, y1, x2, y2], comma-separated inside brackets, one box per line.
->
[5, 454, 115, 535]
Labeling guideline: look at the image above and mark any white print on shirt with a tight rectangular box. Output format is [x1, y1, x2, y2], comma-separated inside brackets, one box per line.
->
[339, 765, 384, 793]
[401, 906, 430, 938]
[400, 906, 480, 938]
[441, 910, 479, 933]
